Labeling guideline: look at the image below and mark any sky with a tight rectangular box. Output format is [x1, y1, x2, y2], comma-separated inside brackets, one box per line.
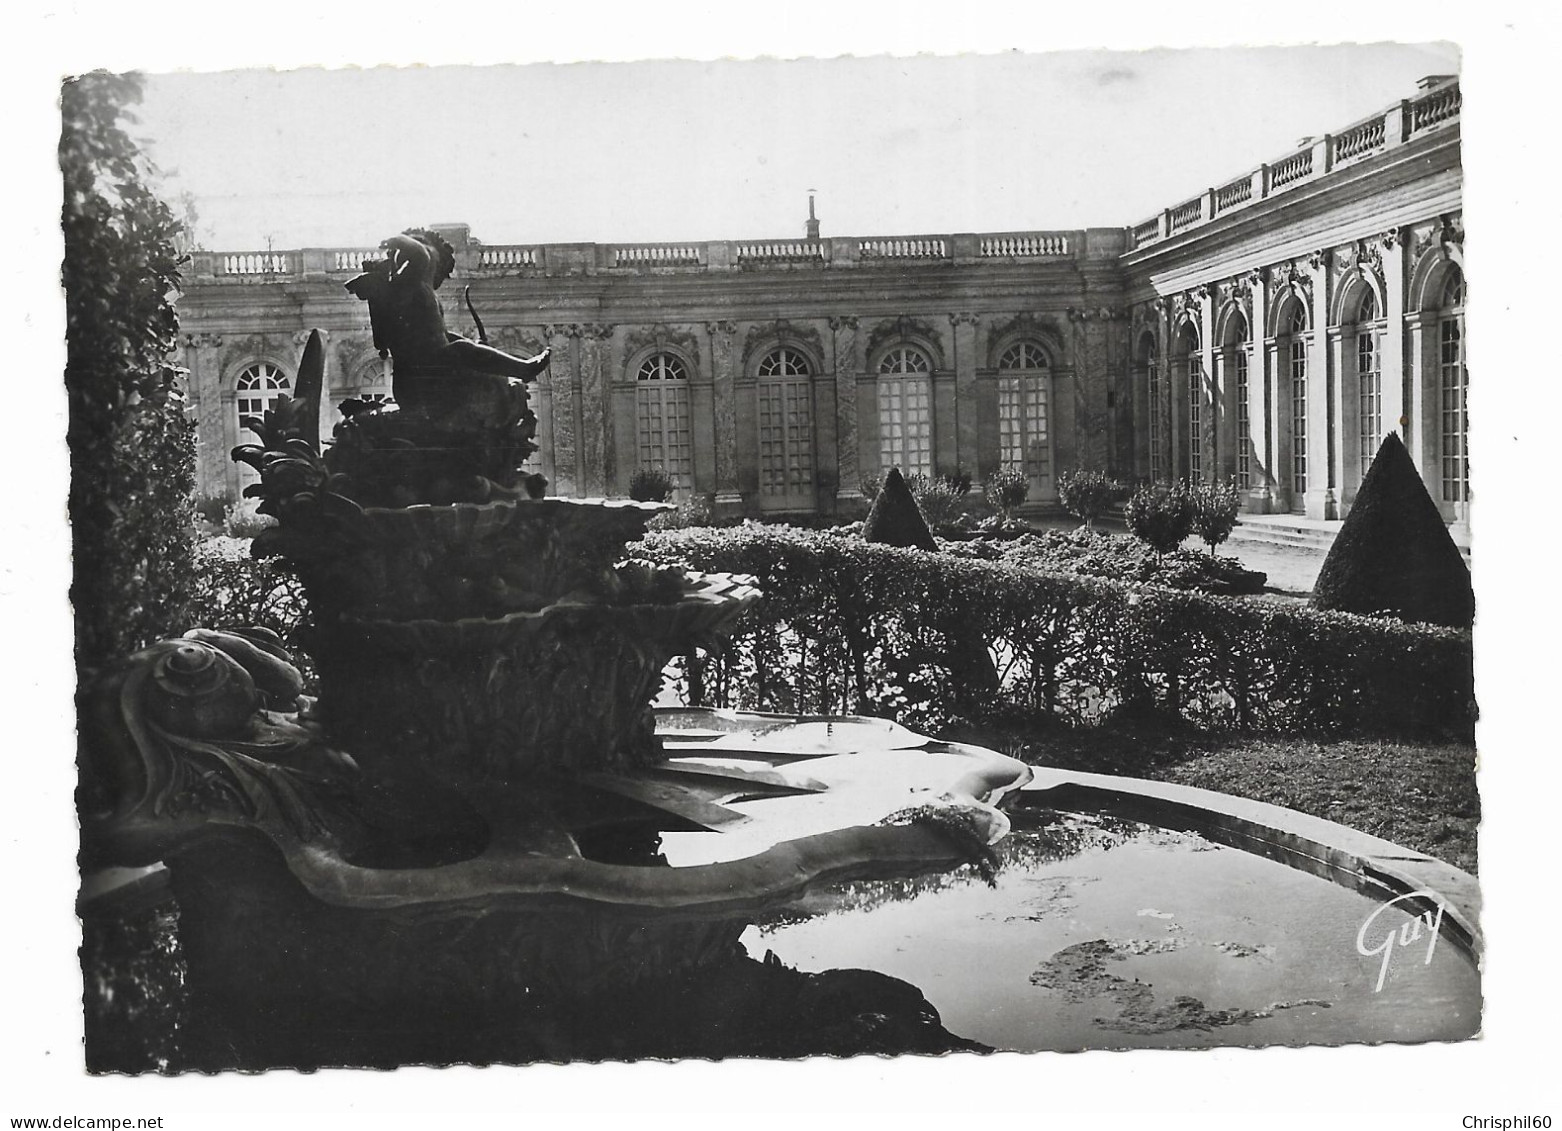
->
[134, 43, 1460, 251]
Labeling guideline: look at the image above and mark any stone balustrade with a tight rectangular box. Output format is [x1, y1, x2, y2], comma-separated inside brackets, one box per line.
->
[858, 236, 947, 259]
[189, 227, 1089, 283]
[1126, 78, 1459, 251]
[978, 232, 1070, 257]
[736, 240, 829, 264]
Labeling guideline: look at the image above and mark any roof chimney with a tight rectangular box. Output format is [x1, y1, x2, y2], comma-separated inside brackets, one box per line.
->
[805, 190, 820, 241]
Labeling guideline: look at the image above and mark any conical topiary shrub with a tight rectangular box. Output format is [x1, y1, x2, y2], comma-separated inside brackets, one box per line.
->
[863, 468, 938, 552]
[1311, 433, 1473, 628]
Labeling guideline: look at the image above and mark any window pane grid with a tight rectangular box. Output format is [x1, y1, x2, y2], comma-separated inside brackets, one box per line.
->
[1440, 315, 1467, 503]
[1358, 326, 1382, 477]
[1188, 357, 1203, 481]
[636, 353, 693, 493]
[236, 363, 291, 489]
[1234, 350, 1251, 490]
[878, 371, 932, 478]
[758, 347, 815, 501]
[1290, 337, 1308, 496]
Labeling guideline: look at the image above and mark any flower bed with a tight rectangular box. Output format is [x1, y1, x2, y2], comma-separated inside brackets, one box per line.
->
[945, 527, 1267, 596]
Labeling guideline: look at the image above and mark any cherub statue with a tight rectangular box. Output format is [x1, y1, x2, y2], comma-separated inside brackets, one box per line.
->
[346, 229, 550, 387]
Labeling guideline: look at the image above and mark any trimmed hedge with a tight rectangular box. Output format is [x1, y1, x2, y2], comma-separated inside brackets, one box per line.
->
[641, 524, 1474, 740]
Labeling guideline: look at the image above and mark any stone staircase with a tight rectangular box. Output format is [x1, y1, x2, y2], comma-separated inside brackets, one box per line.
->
[1228, 513, 1472, 560]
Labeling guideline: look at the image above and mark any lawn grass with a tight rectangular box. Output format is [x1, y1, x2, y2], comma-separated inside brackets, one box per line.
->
[946, 718, 1479, 874]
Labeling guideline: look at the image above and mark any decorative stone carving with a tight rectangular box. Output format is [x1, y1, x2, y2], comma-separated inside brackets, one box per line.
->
[708, 320, 739, 493]
[986, 311, 1065, 367]
[866, 314, 945, 368]
[624, 323, 699, 361]
[182, 332, 225, 349]
[742, 318, 824, 368]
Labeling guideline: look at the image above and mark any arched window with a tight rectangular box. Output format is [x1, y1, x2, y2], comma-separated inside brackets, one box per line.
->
[1143, 334, 1165, 483]
[1438, 268, 1467, 503]
[877, 345, 933, 478]
[1283, 304, 1309, 503]
[236, 362, 291, 490]
[756, 347, 815, 509]
[1355, 287, 1383, 479]
[635, 353, 693, 495]
[1178, 322, 1203, 481]
[997, 341, 1052, 493]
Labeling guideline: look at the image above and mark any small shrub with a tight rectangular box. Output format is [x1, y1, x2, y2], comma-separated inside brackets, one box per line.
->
[1190, 480, 1242, 556]
[859, 473, 884, 503]
[984, 466, 1030, 518]
[1057, 469, 1124, 527]
[629, 467, 674, 503]
[1125, 481, 1194, 554]
[907, 474, 967, 530]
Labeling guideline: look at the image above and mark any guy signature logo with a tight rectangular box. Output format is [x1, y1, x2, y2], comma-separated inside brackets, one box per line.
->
[1356, 889, 1447, 993]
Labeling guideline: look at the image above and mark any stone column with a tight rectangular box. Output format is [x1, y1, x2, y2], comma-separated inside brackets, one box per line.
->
[829, 316, 862, 501]
[707, 320, 743, 514]
[182, 333, 229, 501]
[1306, 250, 1336, 519]
[1379, 229, 1408, 449]
[576, 323, 613, 497]
[1245, 271, 1275, 512]
[949, 312, 980, 479]
[1196, 286, 1217, 482]
[544, 325, 579, 497]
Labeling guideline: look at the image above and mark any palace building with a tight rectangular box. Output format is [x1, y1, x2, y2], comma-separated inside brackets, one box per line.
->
[174, 75, 1465, 531]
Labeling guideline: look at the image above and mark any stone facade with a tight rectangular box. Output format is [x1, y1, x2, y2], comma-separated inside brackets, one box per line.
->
[177, 77, 1465, 529]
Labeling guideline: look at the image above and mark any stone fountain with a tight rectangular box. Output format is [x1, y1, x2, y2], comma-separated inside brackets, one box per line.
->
[77, 229, 1031, 1069]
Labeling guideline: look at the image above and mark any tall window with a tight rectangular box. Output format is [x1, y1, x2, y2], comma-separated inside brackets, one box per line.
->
[236, 362, 291, 490]
[1356, 288, 1383, 479]
[1439, 270, 1468, 503]
[1233, 347, 1251, 491]
[757, 347, 815, 508]
[877, 345, 933, 478]
[635, 353, 693, 495]
[1180, 324, 1202, 482]
[1144, 336, 1164, 482]
[997, 341, 1051, 492]
[1285, 305, 1309, 501]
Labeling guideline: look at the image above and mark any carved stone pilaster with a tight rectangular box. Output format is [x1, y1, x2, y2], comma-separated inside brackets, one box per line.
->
[544, 324, 578, 496]
[575, 324, 613, 496]
[828, 316, 860, 496]
[706, 321, 740, 498]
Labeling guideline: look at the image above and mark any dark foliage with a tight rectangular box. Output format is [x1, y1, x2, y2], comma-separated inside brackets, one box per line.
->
[641, 524, 1473, 740]
[863, 468, 938, 551]
[1312, 433, 1474, 628]
[62, 71, 196, 667]
[629, 466, 675, 503]
[1124, 481, 1194, 554]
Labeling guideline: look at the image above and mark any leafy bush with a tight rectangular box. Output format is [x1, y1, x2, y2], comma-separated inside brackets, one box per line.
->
[946, 527, 1264, 596]
[640, 524, 1472, 741]
[859, 473, 884, 503]
[1190, 480, 1242, 556]
[1125, 482, 1194, 554]
[629, 467, 674, 503]
[647, 494, 715, 531]
[63, 71, 197, 667]
[1057, 469, 1124, 527]
[984, 466, 1030, 518]
[907, 473, 967, 530]
[188, 537, 311, 664]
